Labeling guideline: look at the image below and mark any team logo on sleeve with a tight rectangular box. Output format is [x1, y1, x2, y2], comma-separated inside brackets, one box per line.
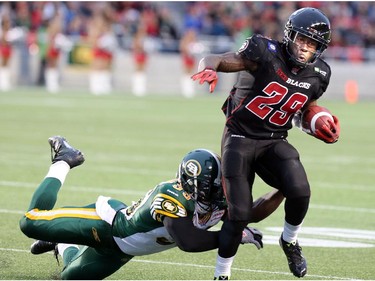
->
[161, 199, 178, 213]
[314, 67, 327, 77]
[151, 194, 187, 221]
[238, 40, 249, 53]
[268, 42, 276, 52]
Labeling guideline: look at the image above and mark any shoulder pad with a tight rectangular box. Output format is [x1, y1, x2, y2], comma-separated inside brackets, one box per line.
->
[237, 34, 273, 63]
[150, 180, 194, 221]
[312, 59, 331, 95]
[150, 193, 188, 222]
[312, 59, 331, 80]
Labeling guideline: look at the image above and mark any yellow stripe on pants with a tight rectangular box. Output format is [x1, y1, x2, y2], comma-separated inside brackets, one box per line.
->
[25, 208, 101, 220]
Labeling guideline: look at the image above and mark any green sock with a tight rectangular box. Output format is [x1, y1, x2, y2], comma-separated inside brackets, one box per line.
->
[27, 177, 62, 211]
[62, 246, 80, 266]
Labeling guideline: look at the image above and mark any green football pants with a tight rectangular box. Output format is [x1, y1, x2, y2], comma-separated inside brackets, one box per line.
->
[60, 245, 132, 280]
[19, 177, 132, 279]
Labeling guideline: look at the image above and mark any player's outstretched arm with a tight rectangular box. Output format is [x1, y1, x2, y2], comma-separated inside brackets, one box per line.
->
[250, 189, 284, 223]
[164, 214, 264, 252]
[191, 52, 248, 93]
[164, 216, 220, 252]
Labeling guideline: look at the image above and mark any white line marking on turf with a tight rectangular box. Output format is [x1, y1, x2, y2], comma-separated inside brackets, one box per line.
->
[0, 209, 24, 214]
[0, 247, 361, 280]
[0, 248, 29, 253]
[0, 180, 146, 196]
[309, 203, 375, 213]
[3, 204, 375, 217]
[2, 178, 375, 193]
[313, 181, 375, 192]
[131, 259, 355, 280]
[1, 180, 375, 213]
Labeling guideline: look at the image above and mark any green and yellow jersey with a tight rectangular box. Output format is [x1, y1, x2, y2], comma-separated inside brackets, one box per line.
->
[111, 180, 195, 255]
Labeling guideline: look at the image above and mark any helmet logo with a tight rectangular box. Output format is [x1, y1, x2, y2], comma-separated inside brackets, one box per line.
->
[184, 160, 201, 177]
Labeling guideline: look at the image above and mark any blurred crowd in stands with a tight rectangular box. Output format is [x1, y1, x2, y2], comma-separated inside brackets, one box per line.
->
[0, 1, 374, 94]
[3, 1, 375, 50]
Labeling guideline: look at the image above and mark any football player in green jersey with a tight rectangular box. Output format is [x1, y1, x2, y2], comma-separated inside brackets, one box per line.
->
[20, 136, 283, 280]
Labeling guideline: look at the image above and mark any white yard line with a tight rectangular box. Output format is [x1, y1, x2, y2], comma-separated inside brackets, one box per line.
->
[3, 204, 375, 216]
[1, 179, 375, 215]
[0, 247, 360, 280]
[1, 179, 374, 196]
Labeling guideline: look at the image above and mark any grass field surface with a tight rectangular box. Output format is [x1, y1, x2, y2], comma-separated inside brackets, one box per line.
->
[0, 88, 374, 280]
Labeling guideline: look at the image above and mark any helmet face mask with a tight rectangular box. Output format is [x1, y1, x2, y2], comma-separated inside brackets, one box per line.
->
[283, 7, 331, 67]
[177, 149, 222, 211]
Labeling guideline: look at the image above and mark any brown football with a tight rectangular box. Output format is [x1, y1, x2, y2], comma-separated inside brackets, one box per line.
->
[301, 105, 333, 134]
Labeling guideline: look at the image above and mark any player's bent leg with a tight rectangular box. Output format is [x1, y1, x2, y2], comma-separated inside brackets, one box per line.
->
[26, 176, 63, 212]
[60, 245, 132, 280]
[219, 220, 248, 258]
[58, 244, 80, 266]
[258, 140, 309, 278]
[20, 135, 85, 231]
[20, 204, 116, 249]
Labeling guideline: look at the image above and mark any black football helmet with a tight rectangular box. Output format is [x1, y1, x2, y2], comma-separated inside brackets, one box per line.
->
[177, 149, 222, 208]
[283, 7, 331, 67]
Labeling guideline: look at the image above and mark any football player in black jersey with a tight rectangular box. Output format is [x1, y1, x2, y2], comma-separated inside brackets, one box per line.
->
[192, 7, 340, 279]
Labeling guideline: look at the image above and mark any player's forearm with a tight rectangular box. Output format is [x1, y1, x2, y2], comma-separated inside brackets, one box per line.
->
[164, 216, 220, 252]
[175, 229, 220, 252]
[250, 190, 284, 223]
[198, 52, 244, 73]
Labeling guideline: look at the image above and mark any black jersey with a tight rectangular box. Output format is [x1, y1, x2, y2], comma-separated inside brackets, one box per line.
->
[222, 34, 331, 139]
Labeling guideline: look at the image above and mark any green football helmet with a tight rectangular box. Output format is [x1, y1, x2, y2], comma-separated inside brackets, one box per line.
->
[177, 148, 223, 208]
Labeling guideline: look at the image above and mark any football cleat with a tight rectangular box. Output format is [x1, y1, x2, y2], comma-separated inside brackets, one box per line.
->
[48, 136, 85, 168]
[214, 276, 229, 280]
[279, 234, 307, 278]
[31, 240, 59, 265]
[31, 240, 57, 255]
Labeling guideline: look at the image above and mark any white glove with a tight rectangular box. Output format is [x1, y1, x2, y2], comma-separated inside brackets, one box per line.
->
[241, 226, 263, 250]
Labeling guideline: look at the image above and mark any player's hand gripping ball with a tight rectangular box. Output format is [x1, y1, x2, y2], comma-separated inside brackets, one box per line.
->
[302, 105, 340, 143]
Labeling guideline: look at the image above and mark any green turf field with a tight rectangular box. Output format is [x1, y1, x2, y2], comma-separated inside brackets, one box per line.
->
[0, 88, 374, 280]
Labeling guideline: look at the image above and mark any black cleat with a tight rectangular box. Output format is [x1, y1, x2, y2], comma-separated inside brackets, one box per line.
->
[31, 240, 59, 265]
[48, 136, 85, 168]
[214, 276, 229, 280]
[31, 240, 57, 255]
[279, 234, 307, 278]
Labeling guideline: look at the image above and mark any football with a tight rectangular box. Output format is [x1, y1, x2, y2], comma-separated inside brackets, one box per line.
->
[301, 105, 334, 134]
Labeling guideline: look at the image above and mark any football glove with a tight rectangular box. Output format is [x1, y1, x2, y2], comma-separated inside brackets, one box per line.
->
[241, 226, 263, 250]
[191, 68, 218, 93]
[314, 115, 340, 144]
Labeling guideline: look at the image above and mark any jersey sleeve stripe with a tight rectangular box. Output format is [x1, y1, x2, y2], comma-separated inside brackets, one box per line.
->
[152, 193, 185, 208]
[151, 193, 187, 219]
